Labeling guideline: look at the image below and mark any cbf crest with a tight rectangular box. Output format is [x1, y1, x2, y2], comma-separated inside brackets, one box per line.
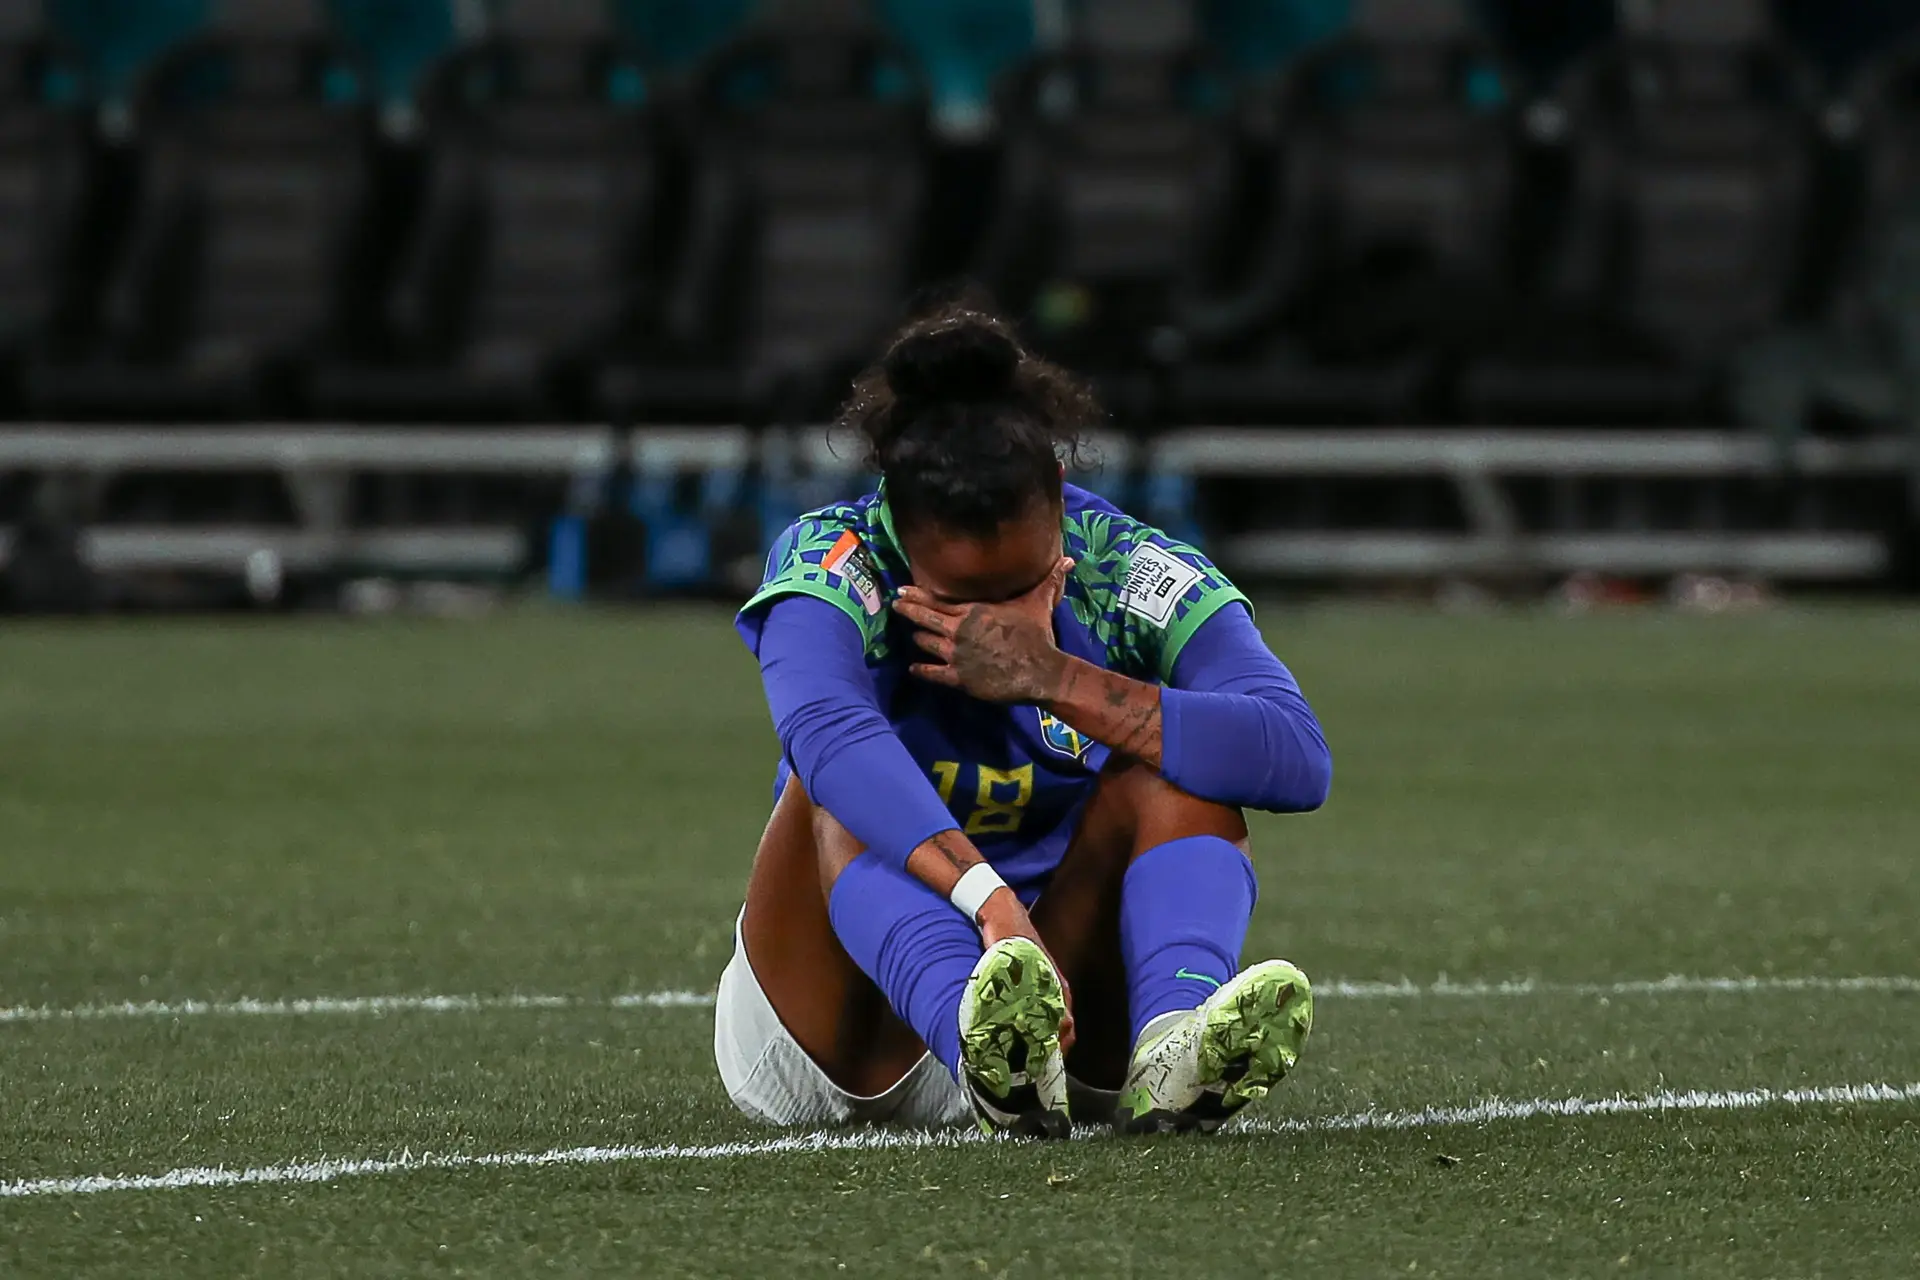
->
[1036, 710, 1094, 761]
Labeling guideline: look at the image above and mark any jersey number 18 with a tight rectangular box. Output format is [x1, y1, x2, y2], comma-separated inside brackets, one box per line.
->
[929, 761, 1033, 837]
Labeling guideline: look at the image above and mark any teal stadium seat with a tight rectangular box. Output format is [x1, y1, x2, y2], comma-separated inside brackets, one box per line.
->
[42, 2, 462, 112]
[878, 0, 1032, 136]
[615, 1, 1030, 134]
[45, 0, 207, 107]
[326, 0, 466, 111]
[25, 0, 378, 421]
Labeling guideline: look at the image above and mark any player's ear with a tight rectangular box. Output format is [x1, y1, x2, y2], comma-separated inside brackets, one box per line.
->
[1049, 557, 1074, 610]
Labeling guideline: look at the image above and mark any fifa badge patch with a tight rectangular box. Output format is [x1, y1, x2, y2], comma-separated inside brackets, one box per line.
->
[1120, 543, 1202, 627]
[821, 530, 883, 616]
[1037, 711, 1094, 761]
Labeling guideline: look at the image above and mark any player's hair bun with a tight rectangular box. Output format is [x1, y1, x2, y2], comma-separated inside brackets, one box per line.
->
[882, 314, 1020, 405]
[838, 299, 1103, 536]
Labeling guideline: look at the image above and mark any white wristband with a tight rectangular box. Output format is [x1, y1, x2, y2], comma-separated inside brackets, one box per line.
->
[949, 862, 1008, 922]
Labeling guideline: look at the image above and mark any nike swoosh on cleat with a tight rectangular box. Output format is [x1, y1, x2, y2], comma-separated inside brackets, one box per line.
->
[1175, 968, 1223, 990]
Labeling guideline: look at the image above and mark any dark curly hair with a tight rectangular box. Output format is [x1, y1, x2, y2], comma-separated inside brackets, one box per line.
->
[838, 305, 1104, 538]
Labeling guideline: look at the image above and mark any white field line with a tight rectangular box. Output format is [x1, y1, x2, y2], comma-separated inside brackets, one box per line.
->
[2, 974, 1916, 1026]
[0, 990, 715, 1024]
[4, 1080, 1917, 1200]
[1317, 974, 1920, 999]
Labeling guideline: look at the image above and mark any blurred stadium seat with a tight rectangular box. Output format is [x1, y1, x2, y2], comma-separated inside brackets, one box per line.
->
[0, 0, 1916, 437]
[1176, 0, 1515, 425]
[1464, 0, 1821, 425]
[598, 0, 929, 425]
[327, 0, 472, 121]
[879, 0, 1031, 137]
[311, 0, 659, 422]
[0, 4, 72, 414]
[1476, 0, 1613, 92]
[25, 0, 373, 420]
[1730, 30, 1920, 448]
[45, 0, 208, 113]
[976, 0, 1237, 423]
[612, 0, 755, 81]
[1203, 0, 1351, 83]
[1775, 0, 1920, 86]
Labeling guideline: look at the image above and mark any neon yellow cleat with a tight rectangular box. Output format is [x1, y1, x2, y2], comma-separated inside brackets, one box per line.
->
[1120, 959, 1313, 1134]
[957, 937, 1071, 1139]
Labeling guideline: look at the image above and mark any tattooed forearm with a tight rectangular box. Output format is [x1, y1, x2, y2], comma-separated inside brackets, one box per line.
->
[926, 830, 977, 874]
[905, 828, 987, 897]
[1054, 657, 1086, 708]
[1038, 657, 1164, 769]
[1110, 699, 1162, 760]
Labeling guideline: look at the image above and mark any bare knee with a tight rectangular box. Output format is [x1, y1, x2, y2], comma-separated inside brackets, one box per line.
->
[1092, 759, 1248, 858]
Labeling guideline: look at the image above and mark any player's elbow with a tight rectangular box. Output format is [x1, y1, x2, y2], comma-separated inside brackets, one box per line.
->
[1295, 736, 1334, 811]
[1265, 718, 1332, 813]
[1162, 686, 1330, 813]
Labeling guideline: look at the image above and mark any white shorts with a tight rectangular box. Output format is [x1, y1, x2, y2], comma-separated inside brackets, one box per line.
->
[712, 912, 1121, 1129]
[713, 912, 972, 1128]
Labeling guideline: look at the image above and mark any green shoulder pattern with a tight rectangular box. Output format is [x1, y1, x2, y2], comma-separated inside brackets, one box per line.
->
[739, 502, 895, 660]
[1063, 509, 1250, 683]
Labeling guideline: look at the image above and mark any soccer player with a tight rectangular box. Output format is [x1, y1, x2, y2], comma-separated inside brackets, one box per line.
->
[715, 306, 1332, 1137]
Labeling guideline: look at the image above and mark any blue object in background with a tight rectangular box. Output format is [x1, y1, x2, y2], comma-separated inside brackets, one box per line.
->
[548, 462, 610, 600]
[45, 0, 208, 106]
[630, 463, 747, 591]
[756, 430, 878, 549]
[1072, 462, 1135, 513]
[759, 472, 876, 546]
[547, 514, 589, 599]
[880, 0, 1032, 136]
[1463, 63, 1504, 109]
[1143, 469, 1204, 550]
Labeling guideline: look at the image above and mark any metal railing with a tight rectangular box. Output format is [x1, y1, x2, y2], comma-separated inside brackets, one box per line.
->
[1, 426, 1909, 585]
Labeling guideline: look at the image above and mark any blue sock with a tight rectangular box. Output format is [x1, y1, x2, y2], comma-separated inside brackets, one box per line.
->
[1120, 835, 1258, 1048]
[827, 852, 982, 1080]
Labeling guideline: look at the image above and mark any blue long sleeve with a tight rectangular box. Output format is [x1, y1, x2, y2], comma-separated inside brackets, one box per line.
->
[752, 596, 960, 866]
[1161, 604, 1332, 813]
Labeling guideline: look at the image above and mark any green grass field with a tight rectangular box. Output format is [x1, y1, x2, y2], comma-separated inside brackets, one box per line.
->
[3, 605, 1919, 1278]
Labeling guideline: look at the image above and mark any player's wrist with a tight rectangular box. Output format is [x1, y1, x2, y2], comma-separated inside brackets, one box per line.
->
[1031, 650, 1083, 710]
[949, 862, 1011, 923]
[976, 884, 1021, 922]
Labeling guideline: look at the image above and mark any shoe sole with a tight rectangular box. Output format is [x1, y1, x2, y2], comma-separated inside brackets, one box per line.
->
[958, 937, 1071, 1139]
[1125, 959, 1313, 1135]
[1196, 959, 1313, 1122]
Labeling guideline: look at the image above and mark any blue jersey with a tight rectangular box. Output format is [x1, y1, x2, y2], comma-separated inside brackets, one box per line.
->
[738, 484, 1252, 891]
